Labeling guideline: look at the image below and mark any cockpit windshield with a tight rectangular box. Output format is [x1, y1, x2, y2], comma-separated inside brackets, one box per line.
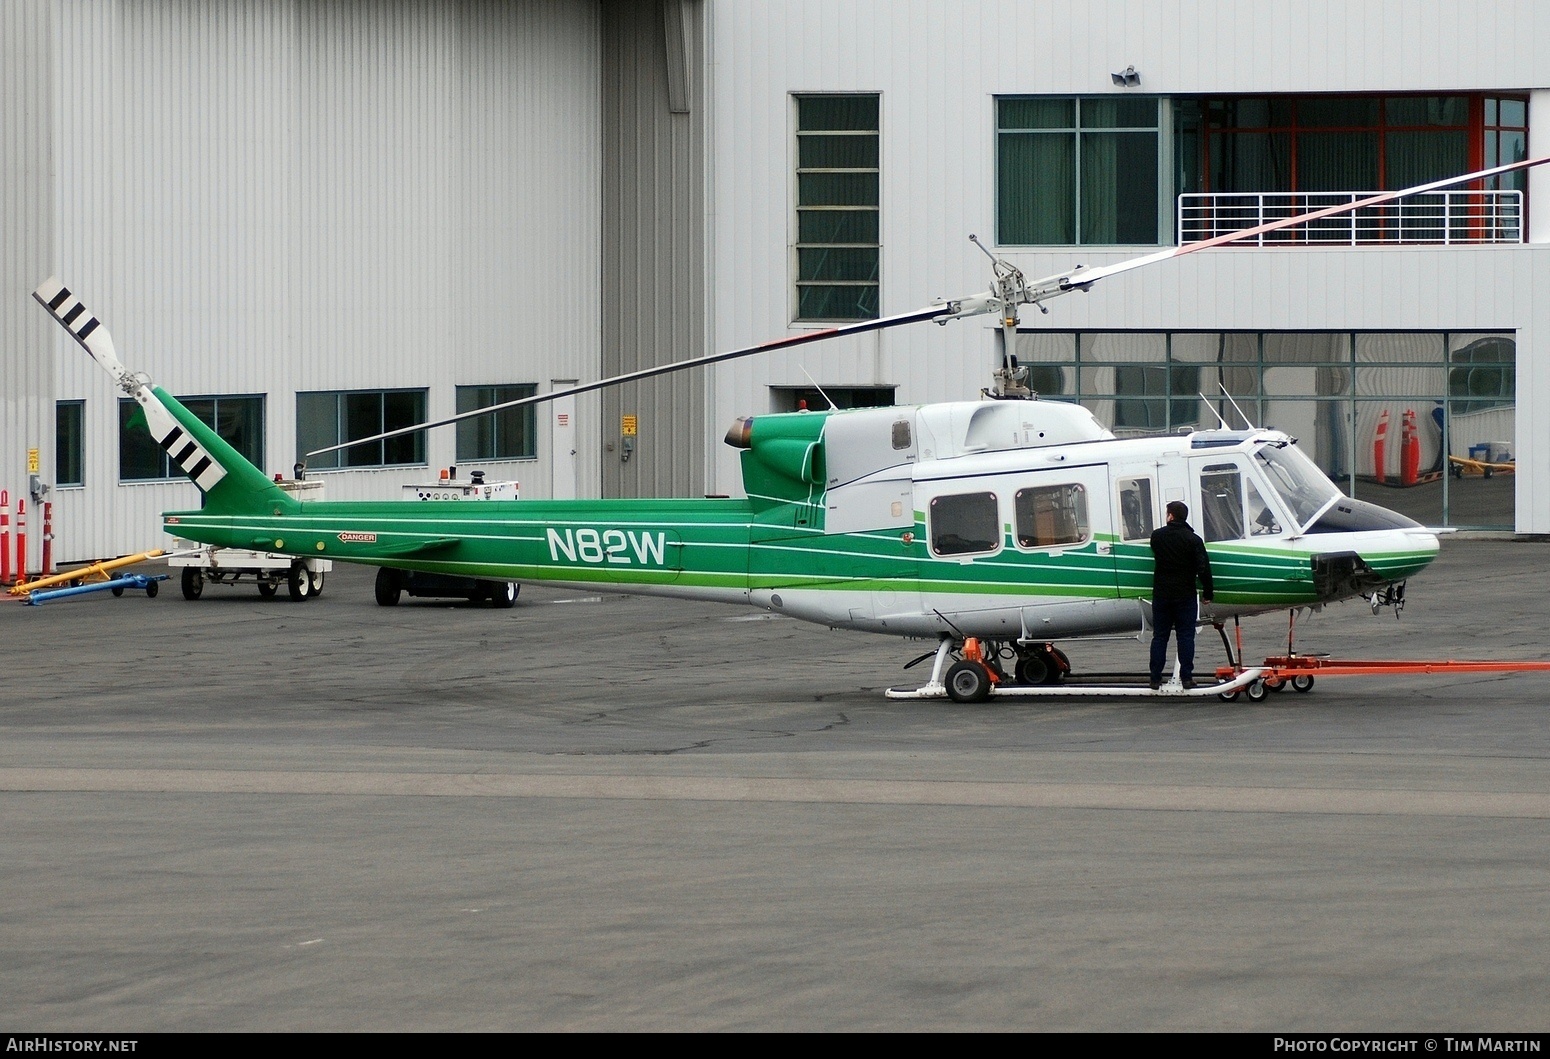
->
[1254, 441, 1341, 530]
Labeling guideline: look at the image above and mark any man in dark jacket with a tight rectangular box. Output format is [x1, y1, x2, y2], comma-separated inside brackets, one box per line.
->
[1149, 500, 1214, 689]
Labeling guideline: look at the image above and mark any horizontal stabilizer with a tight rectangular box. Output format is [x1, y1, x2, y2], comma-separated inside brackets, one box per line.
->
[375, 537, 462, 556]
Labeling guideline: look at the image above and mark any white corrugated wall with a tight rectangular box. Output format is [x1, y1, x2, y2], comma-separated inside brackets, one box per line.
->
[41, 0, 602, 560]
[704, 0, 1550, 531]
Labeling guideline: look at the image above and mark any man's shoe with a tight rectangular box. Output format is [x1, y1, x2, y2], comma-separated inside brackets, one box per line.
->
[1182, 679, 1196, 690]
[1148, 680, 1161, 691]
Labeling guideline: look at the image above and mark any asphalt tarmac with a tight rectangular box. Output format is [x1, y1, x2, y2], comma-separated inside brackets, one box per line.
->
[2, 541, 1548, 1032]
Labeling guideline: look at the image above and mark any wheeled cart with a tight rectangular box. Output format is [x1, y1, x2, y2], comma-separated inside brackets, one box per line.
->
[167, 478, 332, 601]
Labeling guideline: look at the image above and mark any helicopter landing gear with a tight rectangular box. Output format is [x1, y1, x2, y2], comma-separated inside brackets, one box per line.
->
[1013, 642, 1070, 686]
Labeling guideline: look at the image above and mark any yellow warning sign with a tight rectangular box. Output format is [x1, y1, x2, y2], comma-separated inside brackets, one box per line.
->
[27, 448, 39, 474]
[621, 415, 638, 437]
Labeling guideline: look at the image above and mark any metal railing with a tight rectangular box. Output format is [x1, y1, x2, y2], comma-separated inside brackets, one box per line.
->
[1178, 190, 1524, 245]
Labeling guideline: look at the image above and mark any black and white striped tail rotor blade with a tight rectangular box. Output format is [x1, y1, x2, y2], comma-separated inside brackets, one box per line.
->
[32, 277, 129, 383]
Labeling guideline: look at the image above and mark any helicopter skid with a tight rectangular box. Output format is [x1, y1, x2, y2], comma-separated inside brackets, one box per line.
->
[887, 667, 1266, 700]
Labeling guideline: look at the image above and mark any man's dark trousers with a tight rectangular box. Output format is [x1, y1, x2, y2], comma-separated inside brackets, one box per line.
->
[1150, 595, 1199, 684]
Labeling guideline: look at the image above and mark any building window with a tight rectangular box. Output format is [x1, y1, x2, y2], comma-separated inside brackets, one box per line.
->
[997, 97, 1161, 246]
[1179, 93, 1527, 195]
[56, 401, 85, 487]
[456, 385, 537, 461]
[297, 389, 425, 470]
[795, 94, 879, 321]
[120, 395, 263, 482]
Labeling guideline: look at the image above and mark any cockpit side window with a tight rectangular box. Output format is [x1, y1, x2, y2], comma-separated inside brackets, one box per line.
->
[1200, 463, 1244, 542]
[930, 491, 1001, 556]
[1246, 477, 1282, 535]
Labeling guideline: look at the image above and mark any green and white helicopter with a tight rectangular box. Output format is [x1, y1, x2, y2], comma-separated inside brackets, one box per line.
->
[35, 157, 1547, 702]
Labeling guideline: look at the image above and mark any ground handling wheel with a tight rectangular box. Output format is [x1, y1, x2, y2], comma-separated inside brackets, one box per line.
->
[1290, 674, 1315, 693]
[945, 660, 993, 703]
[287, 563, 312, 602]
[488, 581, 517, 609]
[374, 568, 401, 607]
[257, 579, 277, 599]
[1244, 678, 1269, 703]
[180, 567, 204, 601]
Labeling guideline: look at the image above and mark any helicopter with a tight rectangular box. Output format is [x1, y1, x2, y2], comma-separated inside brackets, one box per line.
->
[33, 155, 1549, 703]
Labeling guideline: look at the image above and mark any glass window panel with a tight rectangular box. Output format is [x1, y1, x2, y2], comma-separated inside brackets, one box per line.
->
[1356, 365, 1447, 396]
[797, 210, 879, 244]
[1497, 99, 1526, 127]
[1355, 333, 1445, 363]
[1079, 333, 1165, 362]
[213, 397, 264, 466]
[457, 384, 537, 461]
[382, 390, 426, 466]
[1193, 361, 1260, 399]
[998, 97, 1073, 130]
[1384, 131, 1469, 187]
[1080, 131, 1158, 243]
[797, 172, 878, 206]
[797, 134, 879, 169]
[1025, 364, 1075, 399]
[1263, 365, 1352, 397]
[1296, 132, 1378, 190]
[798, 247, 879, 282]
[1384, 96, 1468, 126]
[797, 285, 878, 321]
[1081, 97, 1158, 129]
[798, 95, 877, 131]
[1169, 333, 1226, 363]
[1261, 400, 1354, 487]
[1351, 400, 1443, 525]
[56, 401, 84, 486]
[1012, 331, 1076, 362]
[118, 399, 168, 480]
[1446, 403, 1514, 528]
[344, 392, 383, 467]
[1208, 131, 1292, 192]
[1448, 334, 1515, 413]
[1298, 97, 1379, 127]
[297, 392, 341, 470]
[1263, 333, 1349, 363]
[998, 132, 1074, 244]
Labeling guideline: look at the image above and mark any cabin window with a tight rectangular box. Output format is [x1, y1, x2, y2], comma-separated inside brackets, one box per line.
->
[1199, 463, 1245, 542]
[1014, 483, 1090, 549]
[1115, 477, 1154, 541]
[794, 94, 880, 321]
[455, 385, 537, 461]
[930, 492, 1000, 556]
[119, 394, 264, 482]
[56, 401, 85, 487]
[297, 389, 426, 470]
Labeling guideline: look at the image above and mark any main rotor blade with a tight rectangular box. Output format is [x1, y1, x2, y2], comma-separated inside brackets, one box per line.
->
[304, 304, 946, 461]
[1039, 153, 1550, 294]
[308, 153, 1550, 462]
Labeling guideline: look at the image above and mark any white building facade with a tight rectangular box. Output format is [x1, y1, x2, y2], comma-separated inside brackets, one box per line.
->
[4, 0, 1549, 563]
